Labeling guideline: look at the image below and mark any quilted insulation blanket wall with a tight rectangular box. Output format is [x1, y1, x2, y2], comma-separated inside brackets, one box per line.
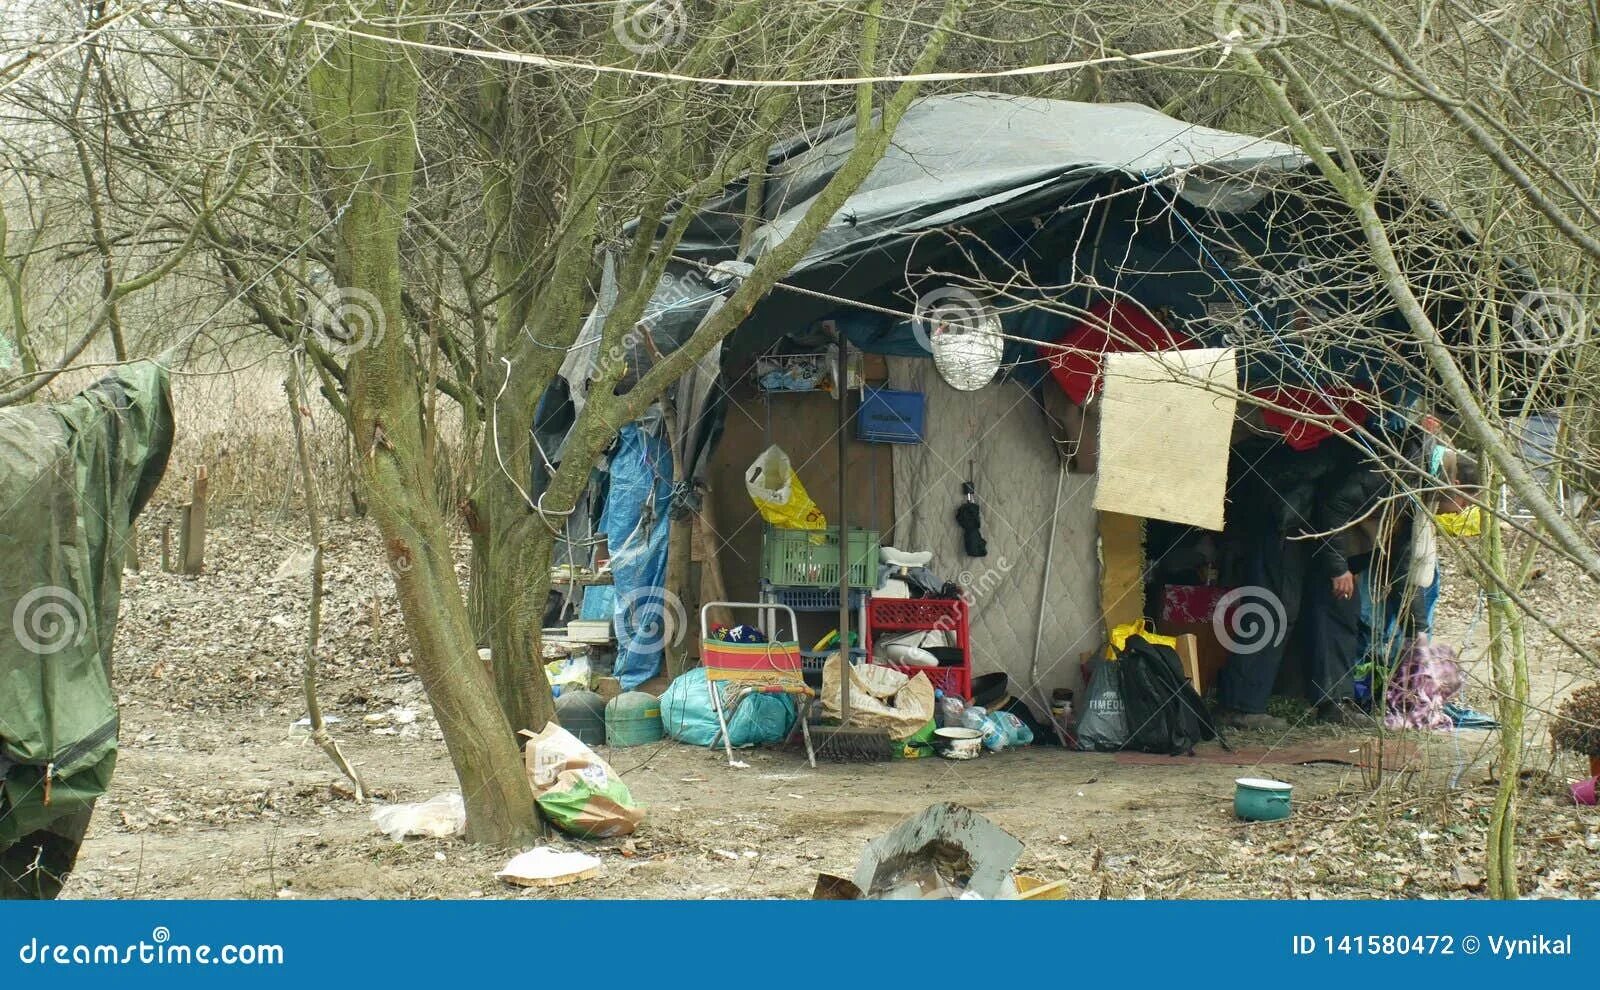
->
[886, 359, 1102, 714]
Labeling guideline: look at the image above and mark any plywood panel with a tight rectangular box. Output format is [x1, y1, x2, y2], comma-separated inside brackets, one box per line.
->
[1094, 348, 1236, 531]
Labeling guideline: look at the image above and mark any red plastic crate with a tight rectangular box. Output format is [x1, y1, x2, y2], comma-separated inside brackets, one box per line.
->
[867, 597, 972, 700]
[880, 663, 970, 700]
[866, 598, 969, 650]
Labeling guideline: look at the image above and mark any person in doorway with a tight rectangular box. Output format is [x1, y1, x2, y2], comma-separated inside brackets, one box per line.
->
[1299, 452, 1388, 725]
[1358, 432, 1481, 674]
[1215, 442, 1385, 729]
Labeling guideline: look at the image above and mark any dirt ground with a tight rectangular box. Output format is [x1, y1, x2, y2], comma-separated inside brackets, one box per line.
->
[58, 508, 1600, 900]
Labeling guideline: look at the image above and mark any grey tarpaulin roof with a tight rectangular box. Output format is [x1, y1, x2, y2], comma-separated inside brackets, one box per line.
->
[719, 93, 1309, 263]
[642, 92, 1326, 354]
[576, 92, 1535, 439]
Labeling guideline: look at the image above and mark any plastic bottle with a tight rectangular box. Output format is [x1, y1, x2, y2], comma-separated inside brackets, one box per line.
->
[937, 692, 967, 729]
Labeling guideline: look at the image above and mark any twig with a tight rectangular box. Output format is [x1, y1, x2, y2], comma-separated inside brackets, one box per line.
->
[286, 353, 367, 800]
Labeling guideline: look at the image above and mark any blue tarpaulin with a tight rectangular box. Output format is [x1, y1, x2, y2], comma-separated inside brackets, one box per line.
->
[598, 424, 674, 690]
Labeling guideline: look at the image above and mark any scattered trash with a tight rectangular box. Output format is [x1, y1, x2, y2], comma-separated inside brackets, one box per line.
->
[820, 656, 934, 740]
[1573, 777, 1597, 807]
[370, 792, 465, 841]
[819, 802, 1027, 900]
[292, 715, 343, 728]
[520, 724, 644, 838]
[958, 705, 1033, 751]
[1443, 702, 1498, 730]
[660, 666, 797, 749]
[546, 653, 595, 693]
[271, 548, 315, 583]
[496, 847, 603, 888]
[745, 444, 826, 531]
[1014, 875, 1070, 899]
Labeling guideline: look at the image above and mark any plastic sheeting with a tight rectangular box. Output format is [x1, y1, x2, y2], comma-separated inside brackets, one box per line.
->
[598, 423, 674, 690]
[0, 362, 173, 846]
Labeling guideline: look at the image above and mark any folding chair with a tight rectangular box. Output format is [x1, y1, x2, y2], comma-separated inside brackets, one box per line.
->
[699, 601, 815, 768]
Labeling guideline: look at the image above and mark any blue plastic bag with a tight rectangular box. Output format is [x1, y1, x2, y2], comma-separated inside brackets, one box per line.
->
[659, 668, 797, 748]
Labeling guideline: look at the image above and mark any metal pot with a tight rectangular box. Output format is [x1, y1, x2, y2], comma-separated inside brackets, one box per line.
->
[1234, 777, 1293, 821]
[934, 726, 983, 760]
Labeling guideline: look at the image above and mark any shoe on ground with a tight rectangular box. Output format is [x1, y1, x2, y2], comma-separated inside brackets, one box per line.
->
[1317, 700, 1375, 728]
[1220, 709, 1288, 731]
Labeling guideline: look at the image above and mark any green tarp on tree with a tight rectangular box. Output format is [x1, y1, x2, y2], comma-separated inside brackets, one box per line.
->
[0, 361, 172, 847]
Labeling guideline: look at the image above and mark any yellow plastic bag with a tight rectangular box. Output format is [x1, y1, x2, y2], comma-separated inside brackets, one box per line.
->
[1435, 505, 1481, 538]
[1105, 618, 1178, 659]
[745, 444, 827, 530]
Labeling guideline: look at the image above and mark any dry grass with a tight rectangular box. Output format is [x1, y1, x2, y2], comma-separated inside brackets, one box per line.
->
[151, 365, 474, 520]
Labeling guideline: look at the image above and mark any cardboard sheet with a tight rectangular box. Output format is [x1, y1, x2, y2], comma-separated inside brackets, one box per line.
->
[1093, 348, 1236, 531]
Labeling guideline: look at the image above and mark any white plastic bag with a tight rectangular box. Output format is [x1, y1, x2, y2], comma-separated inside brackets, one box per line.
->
[370, 792, 466, 841]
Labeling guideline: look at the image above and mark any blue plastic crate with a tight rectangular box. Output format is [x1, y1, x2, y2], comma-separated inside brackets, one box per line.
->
[801, 648, 867, 671]
[856, 387, 925, 444]
[767, 584, 867, 612]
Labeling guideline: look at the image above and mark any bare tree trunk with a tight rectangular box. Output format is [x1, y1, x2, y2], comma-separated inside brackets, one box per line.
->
[306, 1, 538, 844]
[1480, 458, 1534, 899]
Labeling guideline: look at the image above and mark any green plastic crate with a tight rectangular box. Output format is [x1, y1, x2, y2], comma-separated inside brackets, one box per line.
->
[761, 527, 880, 589]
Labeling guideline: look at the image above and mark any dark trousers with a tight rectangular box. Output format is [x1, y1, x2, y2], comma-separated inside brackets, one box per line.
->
[1217, 540, 1363, 714]
[1297, 575, 1363, 707]
[1217, 530, 1305, 715]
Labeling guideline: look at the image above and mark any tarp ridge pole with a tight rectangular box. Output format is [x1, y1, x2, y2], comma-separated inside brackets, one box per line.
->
[837, 337, 851, 723]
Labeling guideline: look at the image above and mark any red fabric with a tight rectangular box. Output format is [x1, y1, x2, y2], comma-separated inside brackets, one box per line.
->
[1045, 300, 1191, 404]
[1162, 585, 1227, 626]
[1253, 387, 1370, 451]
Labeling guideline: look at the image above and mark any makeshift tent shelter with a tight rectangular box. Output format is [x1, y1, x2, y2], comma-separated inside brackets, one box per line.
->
[0, 362, 172, 897]
[546, 93, 1537, 705]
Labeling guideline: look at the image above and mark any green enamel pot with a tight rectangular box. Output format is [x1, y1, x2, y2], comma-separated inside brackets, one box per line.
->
[1234, 777, 1293, 821]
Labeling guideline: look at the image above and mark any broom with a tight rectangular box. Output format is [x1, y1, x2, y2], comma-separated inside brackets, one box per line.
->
[804, 722, 898, 762]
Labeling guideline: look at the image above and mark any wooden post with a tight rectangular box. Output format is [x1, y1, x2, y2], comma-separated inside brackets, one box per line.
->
[177, 466, 209, 574]
[1174, 633, 1203, 696]
[835, 339, 851, 722]
[124, 522, 141, 573]
[160, 519, 172, 572]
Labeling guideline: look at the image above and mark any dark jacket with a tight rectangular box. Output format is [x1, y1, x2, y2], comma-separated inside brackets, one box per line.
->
[1311, 458, 1389, 578]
